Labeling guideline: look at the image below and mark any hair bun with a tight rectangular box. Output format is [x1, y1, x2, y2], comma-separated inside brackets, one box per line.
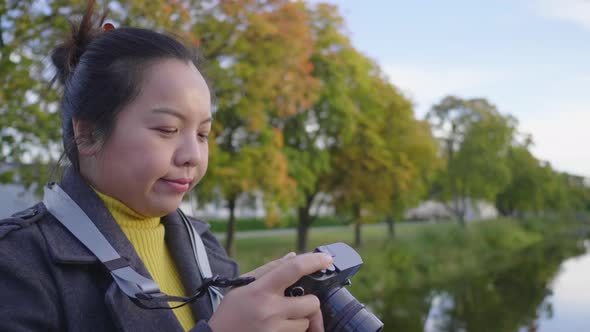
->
[51, 0, 106, 85]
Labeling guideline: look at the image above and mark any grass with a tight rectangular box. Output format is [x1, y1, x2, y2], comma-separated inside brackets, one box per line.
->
[208, 215, 353, 233]
[229, 218, 585, 307]
[232, 222, 427, 272]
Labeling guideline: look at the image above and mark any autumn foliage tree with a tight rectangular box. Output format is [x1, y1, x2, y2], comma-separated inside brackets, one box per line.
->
[6, 1, 584, 255]
[191, 0, 318, 256]
[282, 3, 360, 252]
[2, 0, 441, 251]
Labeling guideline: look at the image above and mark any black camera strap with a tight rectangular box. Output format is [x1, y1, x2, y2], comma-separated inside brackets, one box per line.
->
[43, 183, 254, 310]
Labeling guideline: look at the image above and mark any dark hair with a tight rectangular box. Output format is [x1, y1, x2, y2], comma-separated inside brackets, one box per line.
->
[51, 0, 212, 170]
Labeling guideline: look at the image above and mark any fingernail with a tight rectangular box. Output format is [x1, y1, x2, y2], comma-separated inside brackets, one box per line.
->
[320, 253, 333, 264]
[282, 252, 296, 260]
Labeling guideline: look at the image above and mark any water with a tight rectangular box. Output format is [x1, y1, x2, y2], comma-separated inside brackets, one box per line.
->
[377, 237, 590, 331]
[535, 240, 590, 331]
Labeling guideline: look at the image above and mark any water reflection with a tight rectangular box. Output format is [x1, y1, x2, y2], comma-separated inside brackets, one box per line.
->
[376, 237, 589, 332]
[537, 240, 590, 331]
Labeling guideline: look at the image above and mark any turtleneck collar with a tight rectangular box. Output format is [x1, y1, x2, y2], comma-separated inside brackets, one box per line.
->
[92, 188, 161, 229]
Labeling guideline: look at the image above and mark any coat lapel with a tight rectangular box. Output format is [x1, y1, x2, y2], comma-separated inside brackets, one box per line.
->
[162, 213, 213, 321]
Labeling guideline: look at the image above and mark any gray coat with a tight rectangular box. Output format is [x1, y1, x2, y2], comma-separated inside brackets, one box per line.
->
[0, 168, 239, 332]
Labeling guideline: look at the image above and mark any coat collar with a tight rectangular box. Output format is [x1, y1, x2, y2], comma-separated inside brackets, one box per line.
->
[40, 167, 214, 330]
[163, 213, 214, 321]
[41, 167, 210, 265]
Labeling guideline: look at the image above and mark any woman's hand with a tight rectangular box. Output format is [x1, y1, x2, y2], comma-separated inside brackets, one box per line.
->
[208, 253, 333, 332]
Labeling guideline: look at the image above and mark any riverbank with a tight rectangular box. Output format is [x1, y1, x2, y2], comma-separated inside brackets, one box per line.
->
[231, 218, 588, 330]
[233, 218, 583, 277]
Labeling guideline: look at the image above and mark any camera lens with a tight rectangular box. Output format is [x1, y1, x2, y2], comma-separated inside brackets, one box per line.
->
[319, 287, 384, 332]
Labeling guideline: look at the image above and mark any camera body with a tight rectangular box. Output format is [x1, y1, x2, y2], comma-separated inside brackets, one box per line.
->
[285, 242, 361, 297]
[285, 242, 383, 332]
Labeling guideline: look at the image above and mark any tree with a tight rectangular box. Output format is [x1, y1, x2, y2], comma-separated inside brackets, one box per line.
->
[2, 1, 316, 256]
[190, 0, 318, 256]
[0, 0, 88, 188]
[541, 169, 589, 217]
[281, 2, 359, 252]
[0, 0, 197, 188]
[346, 69, 440, 240]
[427, 96, 516, 225]
[384, 118, 440, 238]
[325, 58, 434, 247]
[495, 144, 547, 217]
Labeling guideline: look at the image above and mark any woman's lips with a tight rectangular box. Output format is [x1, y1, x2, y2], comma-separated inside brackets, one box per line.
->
[160, 178, 192, 193]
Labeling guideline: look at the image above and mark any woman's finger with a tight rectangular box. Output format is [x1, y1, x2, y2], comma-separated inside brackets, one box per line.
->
[257, 253, 333, 292]
[277, 318, 310, 332]
[241, 252, 296, 280]
[306, 309, 324, 332]
[281, 295, 321, 319]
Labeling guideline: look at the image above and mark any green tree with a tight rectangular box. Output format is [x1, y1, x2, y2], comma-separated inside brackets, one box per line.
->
[384, 118, 440, 238]
[0, 0, 87, 188]
[0, 0, 198, 189]
[542, 169, 589, 217]
[427, 96, 516, 226]
[350, 69, 440, 239]
[495, 144, 548, 217]
[325, 60, 434, 247]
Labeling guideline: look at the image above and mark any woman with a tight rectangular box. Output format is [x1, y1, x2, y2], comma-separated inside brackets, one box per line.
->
[0, 2, 332, 331]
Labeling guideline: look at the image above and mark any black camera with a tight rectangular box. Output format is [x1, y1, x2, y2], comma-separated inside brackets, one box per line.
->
[285, 242, 384, 332]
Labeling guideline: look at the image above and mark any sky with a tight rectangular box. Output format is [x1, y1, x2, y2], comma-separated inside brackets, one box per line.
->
[320, 0, 590, 177]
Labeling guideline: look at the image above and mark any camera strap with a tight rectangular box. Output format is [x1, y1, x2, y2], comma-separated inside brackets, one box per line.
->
[43, 183, 253, 310]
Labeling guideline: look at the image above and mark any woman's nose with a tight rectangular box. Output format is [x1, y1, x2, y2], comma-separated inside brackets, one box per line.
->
[175, 134, 203, 167]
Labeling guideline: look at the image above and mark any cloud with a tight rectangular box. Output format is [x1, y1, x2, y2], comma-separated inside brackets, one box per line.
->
[528, 0, 590, 30]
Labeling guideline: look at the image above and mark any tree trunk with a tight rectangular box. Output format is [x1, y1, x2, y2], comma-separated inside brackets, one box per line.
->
[296, 193, 316, 253]
[457, 196, 466, 227]
[447, 138, 465, 227]
[0, 25, 4, 49]
[354, 222, 362, 248]
[297, 208, 310, 253]
[225, 196, 237, 257]
[353, 204, 362, 248]
[386, 216, 395, 239]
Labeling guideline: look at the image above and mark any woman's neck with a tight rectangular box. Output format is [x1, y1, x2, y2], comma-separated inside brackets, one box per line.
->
[92, 188, 160, 228]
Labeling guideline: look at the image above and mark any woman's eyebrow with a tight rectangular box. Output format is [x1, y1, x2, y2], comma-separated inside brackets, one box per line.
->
[151, 107, 186, 121]
[151, 108, 212, 124]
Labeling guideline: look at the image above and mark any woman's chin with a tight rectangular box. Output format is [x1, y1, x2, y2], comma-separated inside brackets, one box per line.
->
[141, 196, 183, 217]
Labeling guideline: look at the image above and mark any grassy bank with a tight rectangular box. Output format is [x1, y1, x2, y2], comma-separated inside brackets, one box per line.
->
[208, 215, 351, 233]
[232, 218, 585, 305]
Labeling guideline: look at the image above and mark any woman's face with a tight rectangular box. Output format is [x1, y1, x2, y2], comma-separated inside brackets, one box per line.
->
[81, 59, 212, 217]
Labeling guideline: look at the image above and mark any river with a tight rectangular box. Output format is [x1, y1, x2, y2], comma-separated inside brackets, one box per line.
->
[535, 240, 590, 331]
[379, 236, 590, 331]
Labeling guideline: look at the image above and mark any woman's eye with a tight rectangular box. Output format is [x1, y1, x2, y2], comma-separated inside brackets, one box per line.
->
[156, 128, 178, 135]
[198, 133, 210, 141]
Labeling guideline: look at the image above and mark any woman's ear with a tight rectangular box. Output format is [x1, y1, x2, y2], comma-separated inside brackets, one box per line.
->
[72, 118, 101, 156]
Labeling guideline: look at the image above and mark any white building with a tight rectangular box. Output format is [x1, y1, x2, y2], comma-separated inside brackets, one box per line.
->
[405, 198, 498, 222]
[0, 183, 37, 218]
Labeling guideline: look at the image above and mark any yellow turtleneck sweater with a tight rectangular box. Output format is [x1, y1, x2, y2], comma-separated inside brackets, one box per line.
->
[93, 190, 196, 331]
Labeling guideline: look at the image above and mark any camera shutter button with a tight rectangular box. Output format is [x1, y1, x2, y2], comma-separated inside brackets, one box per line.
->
[288, 286, 305, 297]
